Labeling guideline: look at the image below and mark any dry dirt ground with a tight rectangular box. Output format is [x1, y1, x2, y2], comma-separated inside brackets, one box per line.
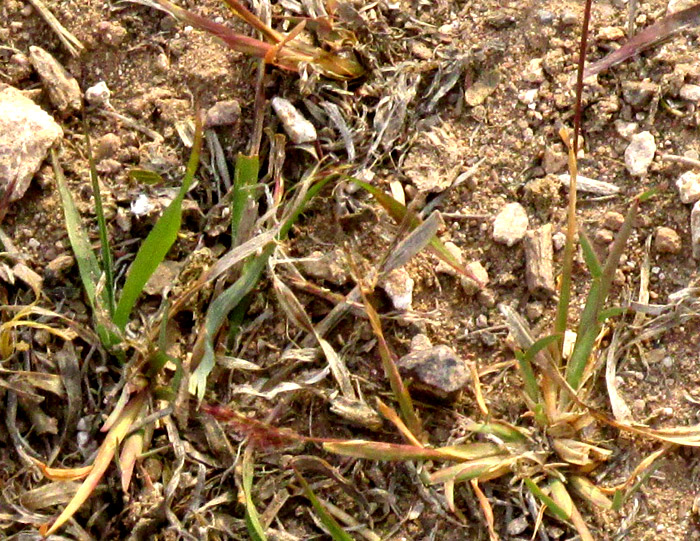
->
[2, 0, 700, 539]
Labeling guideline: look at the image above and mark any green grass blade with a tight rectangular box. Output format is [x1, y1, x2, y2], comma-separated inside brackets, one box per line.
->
[189, 246, 271, 401]
[113, 120, 203, 330]
[84, 122, 115, 316]
[128, 169, 165, 185]
[524, 478, 570, 522]
[579, 230, 602, 278]
[566, 279, 602, 390]
[243, 446, 267, 541]
[51, 149, 102, 310]
[190, 173, 335, 400]
[231, 154, 259, 245]
[293, 468, 355, 541]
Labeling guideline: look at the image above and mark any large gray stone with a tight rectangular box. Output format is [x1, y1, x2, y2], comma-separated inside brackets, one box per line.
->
[0, 85, 63, 201]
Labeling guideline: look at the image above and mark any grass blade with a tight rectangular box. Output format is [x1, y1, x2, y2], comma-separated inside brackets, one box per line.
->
[242, 445, 267, 541]
[113, 117, 203, 330]
[84, 122, 116, 316]
[293, 467, 355, 541]
[348, 177, 485, 286]
[51, 149, 102, 311]
[584, 4, 700, 78]
[230, 154, 259, 245]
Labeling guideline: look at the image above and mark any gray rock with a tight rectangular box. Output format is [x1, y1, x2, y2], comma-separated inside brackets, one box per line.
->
[692, 200, 700, 260]
[397, 344, 469, 401]
[0, 85, 63, 201]
[493, 202, 529, 246]
[29, 46, 81, 117]
[624, 131, 656, 177]
[676, 170, 700, 204]
[85, 81, 111, 107]
[668, 0, 697, 14]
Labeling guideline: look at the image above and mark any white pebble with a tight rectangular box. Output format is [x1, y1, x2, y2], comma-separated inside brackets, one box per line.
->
[680, 84, 700, 102]
[271, 97, 317, 144]
[676, 170, 700, 204]
[492, 202, 528, 246]
[624, 131, 656, 177]
[84, 81, 111, 107]
[692, 200, 700, 260]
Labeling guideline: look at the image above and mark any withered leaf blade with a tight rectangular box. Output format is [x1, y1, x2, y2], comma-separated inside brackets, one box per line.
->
[584, 4, 700, 78]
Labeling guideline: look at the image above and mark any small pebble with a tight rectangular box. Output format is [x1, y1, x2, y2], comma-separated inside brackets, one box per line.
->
[435, 241, 463, 275]
[461, 261, 489, 295]
[552, 231, 566, 251]
[397, 344, 469, 402]
[96, 21, 128, 47]
[603, 211, 625, 231]
[680, 84, 700, 102]
[691, 200, 700, 259]
[205, 99, 241, 128]
[654, 227, 682, 254]
[85, 81, 111, 107]
[536, 10, 555, 25]
[380, 267, 414, 311]
[676, 170, 700, 204]
[624, 131, 656, 177]
[561, 10, 578, 26]
[94, 133, 121, 162]
[492, 202, 529, 246]
[595, 228, 614, 244]
[614, 119, 638, 139]
[622, 81, 657, 108]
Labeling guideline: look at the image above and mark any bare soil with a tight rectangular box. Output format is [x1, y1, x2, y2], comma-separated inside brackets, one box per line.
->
[2, 0, 700, 539]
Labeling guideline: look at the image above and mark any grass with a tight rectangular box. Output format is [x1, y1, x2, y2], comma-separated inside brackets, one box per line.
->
[12, 0, 700, 538]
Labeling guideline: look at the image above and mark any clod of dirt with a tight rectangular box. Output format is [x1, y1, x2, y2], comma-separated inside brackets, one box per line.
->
[492, 202, 529, 246]
[614, 119, 639, 139]
[144, 260, 183, 296]
[543, 144, 568, 174]
[397, 341, 469, 402]
[94, 133, 121, 163]
[624, 131, 656, 177]
[380, 267, 414, 311]
[621, 81, 658, 109]
[676, 170, 700, 204]
[691, 201, 700, 259]
[271, 97, 317, 144]
[402, 123, 462, 193]
[465, 69, 500, 107]
[0, 84, 63, 202]
[204, 99, 241, 128]
[28, 46, 81, 118]
[299, 250, 349, 286]
[654, 226, 682, 255]
[96, 21, 128, 47]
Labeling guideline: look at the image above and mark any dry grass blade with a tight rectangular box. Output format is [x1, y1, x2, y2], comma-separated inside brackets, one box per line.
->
[271, 273, 356, 400]
[470, 479, 498, 541]
[26, 0, 84, 57]
[583, 4, 700, 78]
[40, 390, 148, 536]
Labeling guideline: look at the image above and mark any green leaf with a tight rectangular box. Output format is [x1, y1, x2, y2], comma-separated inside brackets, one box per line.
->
[128, 169, 165, 185]
[51, 149, 102, 310]
[294, 468, 355, 541]
[113, 119, 203, 330]
[579, 230, 602, 279]
[242, 446, 267, 541]
[230, 154, 259, 245]
[524, 478, 570, 522]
